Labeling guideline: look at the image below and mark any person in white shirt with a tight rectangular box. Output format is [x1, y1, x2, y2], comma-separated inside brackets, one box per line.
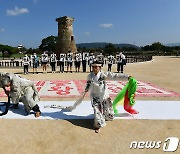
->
[41, 51, 48, 73]
[88, 53, 95, 72]
[107, 55, 114, 72]
[23, 54, 30, 75]
[75, 52, 82, 72]
[117, 52, 126, 73]
[50, 53, 57, 73]
[59, 53, 66, 73]
[84, 61, 130, 133]
[96, 52, 104, 67]
[82, 52, 89, 72]
[121, 53, 126, 68]
[31, 53, 38, 74]
[116, 52, 122, 73]
[66, 51, 73, 73]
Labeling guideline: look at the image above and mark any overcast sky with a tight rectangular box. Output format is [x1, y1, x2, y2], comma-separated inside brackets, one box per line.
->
[1, 0, 180, 48]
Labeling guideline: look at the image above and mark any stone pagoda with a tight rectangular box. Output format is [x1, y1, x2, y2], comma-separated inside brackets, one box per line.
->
[56, 16, 77, 54]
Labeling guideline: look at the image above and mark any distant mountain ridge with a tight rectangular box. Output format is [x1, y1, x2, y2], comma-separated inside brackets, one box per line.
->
[165, 43, 180, 47]
[76, 42, 140, 49]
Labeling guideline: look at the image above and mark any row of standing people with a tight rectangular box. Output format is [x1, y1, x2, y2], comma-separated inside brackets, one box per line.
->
[22, 51, 126, 74]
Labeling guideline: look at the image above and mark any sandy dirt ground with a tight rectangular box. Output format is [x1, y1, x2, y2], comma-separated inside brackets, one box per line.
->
[0, 56, 180, 154]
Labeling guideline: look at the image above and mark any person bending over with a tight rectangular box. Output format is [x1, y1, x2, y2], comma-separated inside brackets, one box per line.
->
[1, 73, 41, 117]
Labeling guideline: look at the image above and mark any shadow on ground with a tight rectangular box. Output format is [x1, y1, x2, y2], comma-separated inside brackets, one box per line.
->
[67, 119, 94, 130]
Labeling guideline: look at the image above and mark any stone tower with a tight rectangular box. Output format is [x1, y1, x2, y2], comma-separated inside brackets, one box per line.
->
[56, 16, 77, 54]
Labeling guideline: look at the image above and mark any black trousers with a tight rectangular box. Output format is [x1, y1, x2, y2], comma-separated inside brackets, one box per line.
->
[75, 61, 81, 69]
[82, 60, 87, 72]
[24, 65, 28, 74]
[60, 62, 64, 72]
[108, 64, 112, 72]
[89, 64, 92, 72]
[117, 63, 124, 73]
[51, 62, 56, 71]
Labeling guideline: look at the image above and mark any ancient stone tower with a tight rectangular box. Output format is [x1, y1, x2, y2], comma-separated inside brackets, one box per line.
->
[56, 16, 77, 54]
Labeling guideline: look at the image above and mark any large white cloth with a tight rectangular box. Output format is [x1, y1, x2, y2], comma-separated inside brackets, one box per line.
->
[1, 101, 180, 120]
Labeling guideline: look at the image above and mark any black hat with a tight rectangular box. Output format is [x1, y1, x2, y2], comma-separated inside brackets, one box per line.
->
[92, 61, 102, 67]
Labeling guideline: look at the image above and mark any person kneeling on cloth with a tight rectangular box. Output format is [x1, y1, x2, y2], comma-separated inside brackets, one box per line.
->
[75, 61, 130, 133]
[1, 73, 41, 117]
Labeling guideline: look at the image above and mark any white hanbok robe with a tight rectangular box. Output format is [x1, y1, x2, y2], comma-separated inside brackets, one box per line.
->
[85, 71, 129, 128]
[7, 74, 39, 113]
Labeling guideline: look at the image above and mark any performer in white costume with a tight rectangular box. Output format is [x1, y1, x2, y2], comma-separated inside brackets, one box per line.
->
[0, 72, 41, 117]
[84, 61, 129, 132]
[64, 62, 130, 133]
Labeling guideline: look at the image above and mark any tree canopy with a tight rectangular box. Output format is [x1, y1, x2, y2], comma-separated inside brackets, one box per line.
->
[39, 35, 57, 52]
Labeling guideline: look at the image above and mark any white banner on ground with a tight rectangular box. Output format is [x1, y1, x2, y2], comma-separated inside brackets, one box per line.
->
[0, 101, 180, 120]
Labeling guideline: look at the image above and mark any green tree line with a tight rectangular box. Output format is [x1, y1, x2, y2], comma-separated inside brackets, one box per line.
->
[1, 36, 180, 58]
